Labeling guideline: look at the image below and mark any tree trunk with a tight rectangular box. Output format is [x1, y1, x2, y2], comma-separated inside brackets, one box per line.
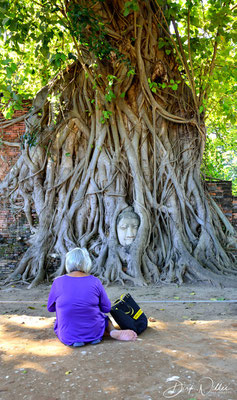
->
[1, 0, 236, 288]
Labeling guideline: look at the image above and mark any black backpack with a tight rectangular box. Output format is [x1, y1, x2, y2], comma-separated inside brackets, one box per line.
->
[110, 293, 148, 335]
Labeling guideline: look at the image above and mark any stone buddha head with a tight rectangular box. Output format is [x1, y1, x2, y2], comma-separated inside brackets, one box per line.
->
[116, 210, 140, 246]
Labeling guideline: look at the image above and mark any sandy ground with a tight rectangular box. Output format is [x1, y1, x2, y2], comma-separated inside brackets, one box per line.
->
[0, 281, 237, 400]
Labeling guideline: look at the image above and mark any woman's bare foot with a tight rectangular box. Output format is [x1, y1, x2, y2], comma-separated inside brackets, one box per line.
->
[110, 329, 137, 341]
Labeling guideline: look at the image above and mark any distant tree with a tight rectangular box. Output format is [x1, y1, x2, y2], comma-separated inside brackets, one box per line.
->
[0, 0, 237, 287]
[202, 126, 237, 195]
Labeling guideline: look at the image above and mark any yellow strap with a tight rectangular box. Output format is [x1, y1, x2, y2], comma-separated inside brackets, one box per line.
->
[133, 309, 143, 320]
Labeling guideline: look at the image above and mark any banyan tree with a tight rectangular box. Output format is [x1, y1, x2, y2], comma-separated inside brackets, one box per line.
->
[0, 0, 237, 288]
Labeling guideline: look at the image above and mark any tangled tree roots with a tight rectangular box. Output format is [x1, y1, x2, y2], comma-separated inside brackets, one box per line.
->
[0, 0, 236, 288]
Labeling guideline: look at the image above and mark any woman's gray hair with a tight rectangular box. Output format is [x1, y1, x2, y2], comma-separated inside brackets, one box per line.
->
[65, 247, 92, 273]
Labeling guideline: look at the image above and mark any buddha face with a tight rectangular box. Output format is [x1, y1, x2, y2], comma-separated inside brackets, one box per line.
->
[117, 216, 139, 246]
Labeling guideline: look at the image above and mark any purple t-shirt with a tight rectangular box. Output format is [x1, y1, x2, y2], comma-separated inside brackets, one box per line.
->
[47, 275, 111, 345]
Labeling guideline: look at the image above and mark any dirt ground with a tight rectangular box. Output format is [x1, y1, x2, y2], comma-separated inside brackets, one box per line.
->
[0, 281, 237, 400]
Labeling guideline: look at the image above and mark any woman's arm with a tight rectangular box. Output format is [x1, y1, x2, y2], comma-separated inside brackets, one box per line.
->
[47, 281, 57, 312]
[98, 280, 111, 313]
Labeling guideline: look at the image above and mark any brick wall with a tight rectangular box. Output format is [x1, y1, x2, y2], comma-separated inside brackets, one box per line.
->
[0, 210, 30, 275]
[0, 103, 31, 180]
[205, 180, 237, 231]
[0, 104, 32, 275]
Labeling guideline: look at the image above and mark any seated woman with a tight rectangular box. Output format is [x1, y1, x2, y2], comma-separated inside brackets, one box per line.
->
[47, 247, 137, 347]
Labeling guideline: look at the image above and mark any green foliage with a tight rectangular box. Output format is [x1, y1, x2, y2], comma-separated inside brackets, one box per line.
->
[127, 68, 136, 77]
[158, 0, 237, 193]
[105, 75, 117, 102]
[100, 110, 112, 124]
[202, 125, 237, 195]
[21, 128, 39, 148]
[148, 78, 159, 93]
[67, 3, 115, 59]
[168, 79, 180, 91]
[148, 78, 180, 92]
[168, 0, 237, 119]
[0, 0, 73, 117]
[123, 1, 139, 17]
[105, 90, 116, 102]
